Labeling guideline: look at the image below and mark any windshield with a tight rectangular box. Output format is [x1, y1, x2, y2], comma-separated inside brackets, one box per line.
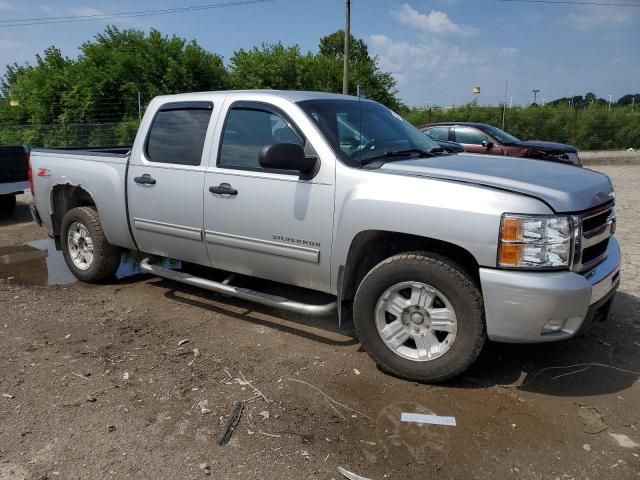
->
[479, 124, 521, 144]
[297, 99, 440, 167]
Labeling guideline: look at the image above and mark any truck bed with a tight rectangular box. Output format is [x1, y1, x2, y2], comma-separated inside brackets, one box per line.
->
[34, 146, 131, 157]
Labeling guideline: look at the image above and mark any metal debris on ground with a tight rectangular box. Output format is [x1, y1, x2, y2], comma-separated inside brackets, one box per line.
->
[198, 399, 211, 415]
[258, 410, 269, 420]
[178, 339, 190, 347]
[188, 348, 200, 367]
[218, 401, 244, 445]
[199, 463, 211, 476]
[609, 432, 640, 448]
[2, 393, 15, 399]
[400, 412, 457, 426]
[338, 466, 373, 480]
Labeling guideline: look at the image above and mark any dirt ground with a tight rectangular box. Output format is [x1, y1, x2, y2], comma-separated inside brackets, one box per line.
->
[1, 166, 639, 480]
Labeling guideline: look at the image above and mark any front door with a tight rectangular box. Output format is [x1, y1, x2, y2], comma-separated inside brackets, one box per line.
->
[203, 100, 335, 292]
[127, 101, 216, 266]
[454, 126, 504, 155]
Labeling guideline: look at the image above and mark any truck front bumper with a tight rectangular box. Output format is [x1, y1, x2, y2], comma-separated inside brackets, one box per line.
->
[479, 237, 621, 343]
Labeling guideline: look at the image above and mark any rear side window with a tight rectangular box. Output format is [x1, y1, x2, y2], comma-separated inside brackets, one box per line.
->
[424, 127, 450, 141]
[146, 103, 213, 166]
[218, 107, 303, 170]
[454, 126, 488, 145]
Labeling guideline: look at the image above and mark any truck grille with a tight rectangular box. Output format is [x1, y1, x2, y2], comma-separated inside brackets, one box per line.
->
[573, 202, 615, 272]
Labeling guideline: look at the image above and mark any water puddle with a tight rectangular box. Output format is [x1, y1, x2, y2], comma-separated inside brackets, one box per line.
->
[0, 239, 179, 286]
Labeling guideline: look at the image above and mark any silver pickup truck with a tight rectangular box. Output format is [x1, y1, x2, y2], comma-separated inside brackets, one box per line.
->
[29, 90, 620, 382]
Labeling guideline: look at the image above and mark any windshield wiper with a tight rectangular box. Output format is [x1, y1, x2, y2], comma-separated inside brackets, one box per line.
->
[360, 148, 436, 166]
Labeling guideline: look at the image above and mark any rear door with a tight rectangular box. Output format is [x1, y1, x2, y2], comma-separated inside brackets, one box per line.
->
[203, 99, 335, 292]
[453, 126, 503, 155]
[127, 100, 219, 265]
[422, 126, 452, 142]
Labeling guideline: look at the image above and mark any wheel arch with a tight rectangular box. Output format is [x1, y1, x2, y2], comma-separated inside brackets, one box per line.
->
[340, 230, 480, 303]
[50, 183, 97, 248]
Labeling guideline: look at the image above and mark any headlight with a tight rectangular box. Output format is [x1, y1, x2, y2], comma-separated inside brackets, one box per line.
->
[498, 214, 573, 269]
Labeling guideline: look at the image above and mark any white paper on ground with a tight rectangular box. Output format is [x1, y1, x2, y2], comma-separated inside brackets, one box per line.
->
[401, 412, 457, 426]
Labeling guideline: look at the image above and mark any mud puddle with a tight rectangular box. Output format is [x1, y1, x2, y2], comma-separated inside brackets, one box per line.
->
[0, 239, 179, 285]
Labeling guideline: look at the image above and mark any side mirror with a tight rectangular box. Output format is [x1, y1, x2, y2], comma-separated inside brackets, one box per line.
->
[481, 140, 494, 149]
[259, 143, 318, 177]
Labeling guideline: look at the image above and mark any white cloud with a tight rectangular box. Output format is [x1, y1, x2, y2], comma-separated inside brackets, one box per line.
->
[368, 33, 520, 105]
[391, 3, 476, 36]
[568, 5, 633, 29]
[0, 1, 15, 11]
[67, 6, 107, 17]
[40, 5, 106, 17]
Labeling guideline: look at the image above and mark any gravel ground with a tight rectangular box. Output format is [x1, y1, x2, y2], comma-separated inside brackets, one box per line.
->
[1, 166, 639, 480]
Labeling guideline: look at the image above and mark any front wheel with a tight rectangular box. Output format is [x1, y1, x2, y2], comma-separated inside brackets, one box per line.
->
[353, 253, 486, 383]
[60, 206, 121, 283]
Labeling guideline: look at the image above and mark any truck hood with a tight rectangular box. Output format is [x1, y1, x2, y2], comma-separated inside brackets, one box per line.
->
[380, 154, 613, 212]
[515, 140, 578, 153]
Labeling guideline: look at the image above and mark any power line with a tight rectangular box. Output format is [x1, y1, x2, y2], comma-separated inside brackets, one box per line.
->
[496, 0, 640, 6]
[0, 0, 274, 28]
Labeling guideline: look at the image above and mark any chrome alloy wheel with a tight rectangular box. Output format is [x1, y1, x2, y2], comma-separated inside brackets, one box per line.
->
[67, 221, 94, 271]
[375, 281, 458, 361]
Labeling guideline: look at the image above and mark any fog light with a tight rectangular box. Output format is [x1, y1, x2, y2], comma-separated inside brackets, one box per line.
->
[542, 318, 567, 335]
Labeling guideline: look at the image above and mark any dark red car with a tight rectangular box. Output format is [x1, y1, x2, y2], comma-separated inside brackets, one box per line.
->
[419, 122, 581, 166]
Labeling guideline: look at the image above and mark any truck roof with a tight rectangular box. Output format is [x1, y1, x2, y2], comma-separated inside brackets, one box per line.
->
[153, 90, 370, 103]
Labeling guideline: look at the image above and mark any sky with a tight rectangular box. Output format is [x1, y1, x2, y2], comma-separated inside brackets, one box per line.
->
[0, 0, 638, 107]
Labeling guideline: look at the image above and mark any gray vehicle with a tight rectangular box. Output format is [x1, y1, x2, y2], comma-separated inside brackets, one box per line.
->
[0, 145, 30, 216]
[28, 91, 620, 382]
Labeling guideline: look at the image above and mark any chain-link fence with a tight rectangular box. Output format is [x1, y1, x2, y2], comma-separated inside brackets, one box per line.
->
[404, 106, 640, 151]
[1, 106, 639, 151]
[0, 120, 140, 149]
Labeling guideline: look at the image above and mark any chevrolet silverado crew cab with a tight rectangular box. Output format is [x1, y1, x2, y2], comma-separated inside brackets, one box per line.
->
[29, 91, 620, 382]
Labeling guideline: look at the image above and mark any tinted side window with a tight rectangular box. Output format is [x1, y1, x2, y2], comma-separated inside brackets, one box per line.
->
[219, 108, 303, 170]
[454, 127, 488, 145]
[146, 107, 212, 166]
[425, 127, 450, 141]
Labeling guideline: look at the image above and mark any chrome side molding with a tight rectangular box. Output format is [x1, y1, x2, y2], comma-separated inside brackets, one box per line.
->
[139, 257, 337, 317]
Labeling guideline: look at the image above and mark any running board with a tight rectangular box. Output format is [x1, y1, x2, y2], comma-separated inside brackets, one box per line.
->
[139, 258, 337, 317]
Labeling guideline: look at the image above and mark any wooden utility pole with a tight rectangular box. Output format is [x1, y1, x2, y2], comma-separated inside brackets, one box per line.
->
[502, 80, 508, 130]
[342, 0, 350, 95]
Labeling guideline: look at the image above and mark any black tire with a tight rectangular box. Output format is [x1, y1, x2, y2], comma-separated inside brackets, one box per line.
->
[353, 252, 486, 383]
[0, 194, 17, 216]
[60, 206, 121, 283]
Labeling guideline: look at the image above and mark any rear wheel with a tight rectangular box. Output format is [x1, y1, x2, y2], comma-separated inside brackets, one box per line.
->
[0, 194, 16, 216]
[60, 206, 121, 282]
[353, 252, 485, 383]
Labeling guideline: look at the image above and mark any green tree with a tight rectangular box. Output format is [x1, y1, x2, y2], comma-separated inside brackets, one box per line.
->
[317, 30, 401, 110]
[228, 31, 402, 110]
[1, 26, 227, 147]
[319, 30, 370, 62]
[67, 26, 227, 123]
[229, 43, 309, 90]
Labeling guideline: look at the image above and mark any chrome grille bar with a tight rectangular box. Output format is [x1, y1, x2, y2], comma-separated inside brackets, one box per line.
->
[573, 203, 615, 272]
